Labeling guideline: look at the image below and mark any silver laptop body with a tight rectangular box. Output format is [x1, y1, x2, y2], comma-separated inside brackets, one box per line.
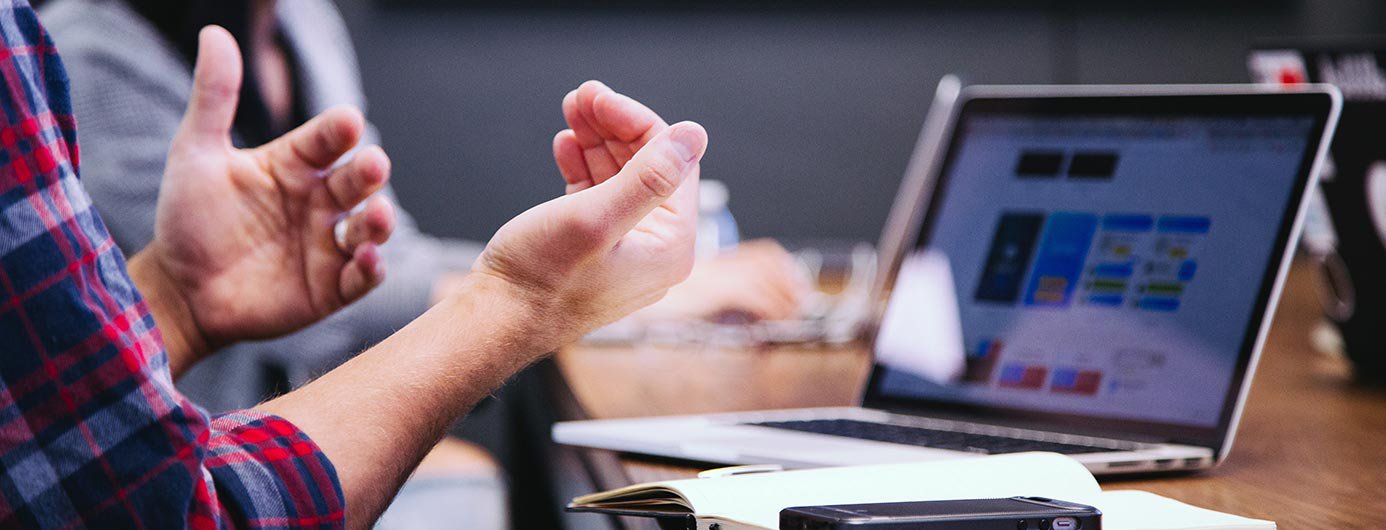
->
[555, 82, 1341, 475]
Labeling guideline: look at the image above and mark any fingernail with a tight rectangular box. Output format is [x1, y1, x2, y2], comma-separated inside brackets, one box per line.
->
[669, 123, 705, 164]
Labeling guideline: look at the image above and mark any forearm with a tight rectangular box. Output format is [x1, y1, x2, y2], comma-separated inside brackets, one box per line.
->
[127, 247, 210, 378]
[426, 238, 486, 304]
[256, 273, 549, 528]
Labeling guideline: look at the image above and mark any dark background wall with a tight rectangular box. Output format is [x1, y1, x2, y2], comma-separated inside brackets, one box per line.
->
[329, 0, 1385, 245]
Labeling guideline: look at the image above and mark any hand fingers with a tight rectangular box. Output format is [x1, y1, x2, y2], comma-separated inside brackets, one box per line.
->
[736, 266, 802, 320]
[573, 80, 617, 143]
[339, 243, 385, 304]
[577, 121, 707, 240]
[562, 88, 622, 181]
[553, 129, 593, 192]
[752, 246, 812, 312]
[326, 145, 391, 210]
[759, 278, 805, 319]
[339, 195, 396, 252]
[264, 106, 367, 178]
[175, 26, 242, 148]
[594, 92, 667, 169]
[563, 81, 670, 184]
[714, 240, 810, 320]
[604, 93, 695, 221]
[722, 281, 799, 321]
[745, 293, 800, 321]
[592, 90, 666, 147]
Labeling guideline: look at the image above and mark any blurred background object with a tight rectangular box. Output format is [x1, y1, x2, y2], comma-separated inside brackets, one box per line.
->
[697, 180, 739, 259]
[1250, 38, 1386, 384]
[302, 0, 1383, 247]
[583, 241, 876, 347]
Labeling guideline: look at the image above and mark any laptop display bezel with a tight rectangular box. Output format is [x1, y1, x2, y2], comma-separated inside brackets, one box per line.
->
[862, 86, 1339, 453]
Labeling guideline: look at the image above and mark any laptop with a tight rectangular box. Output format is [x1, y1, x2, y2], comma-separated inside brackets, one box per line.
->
[554, 83, 1341, 475]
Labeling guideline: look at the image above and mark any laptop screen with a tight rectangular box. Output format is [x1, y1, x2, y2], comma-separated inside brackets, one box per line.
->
[867, 92, 1333, 444]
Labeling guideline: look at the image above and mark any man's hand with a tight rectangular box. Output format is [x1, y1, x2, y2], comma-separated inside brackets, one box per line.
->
[642, 239, 812, 322]
[552, 80, 669, 194]
[128, 26, 396, 374]
[468, 82, 707, 353]
[553, 81, 809, 323]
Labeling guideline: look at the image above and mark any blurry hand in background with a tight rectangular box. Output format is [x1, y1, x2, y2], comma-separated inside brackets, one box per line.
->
[638, 239, 811, 322]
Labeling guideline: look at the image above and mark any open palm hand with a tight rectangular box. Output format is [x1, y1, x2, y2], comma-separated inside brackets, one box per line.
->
[142, 27, 396, 353]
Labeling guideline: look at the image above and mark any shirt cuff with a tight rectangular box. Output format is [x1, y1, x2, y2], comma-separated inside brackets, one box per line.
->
[204, 411, 346, 529]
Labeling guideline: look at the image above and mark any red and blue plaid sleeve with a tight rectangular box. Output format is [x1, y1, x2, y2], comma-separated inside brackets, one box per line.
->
[0, 1, 345, 528]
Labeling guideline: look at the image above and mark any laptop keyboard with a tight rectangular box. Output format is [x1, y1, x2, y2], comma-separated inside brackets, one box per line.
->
[746, 419, 1124, 455]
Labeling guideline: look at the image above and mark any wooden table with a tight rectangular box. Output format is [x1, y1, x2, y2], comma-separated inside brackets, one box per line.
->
[556, 262, 1386, 529]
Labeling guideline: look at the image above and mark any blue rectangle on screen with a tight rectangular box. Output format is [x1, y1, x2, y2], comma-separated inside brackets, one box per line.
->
[1051, 369, 1078, 387]
[971, 339, 992, 358]
[1092, 263, 1134, 278]
[1024, 212, 1098, 307]
[1157, 216, 1211, 234]
[1101, 214, 1154, 232]
[999, 364, 1026, 384]
[974, 213, 1046, 304]
[1178, 261, 1198, 281]
[1138, 297, 1181, 311]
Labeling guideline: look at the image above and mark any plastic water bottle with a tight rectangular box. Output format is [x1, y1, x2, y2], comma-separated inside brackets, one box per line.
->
[697, 180, 740, 260]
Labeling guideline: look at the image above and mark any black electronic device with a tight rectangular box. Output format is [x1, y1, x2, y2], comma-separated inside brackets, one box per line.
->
[779, 497, 1101, 530]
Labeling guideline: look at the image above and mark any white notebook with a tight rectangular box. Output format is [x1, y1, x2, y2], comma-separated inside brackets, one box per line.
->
[568, 452, 1273, 530]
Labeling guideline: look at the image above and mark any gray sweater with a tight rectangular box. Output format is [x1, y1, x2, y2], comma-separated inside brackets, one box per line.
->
[42, 0, 484, 411]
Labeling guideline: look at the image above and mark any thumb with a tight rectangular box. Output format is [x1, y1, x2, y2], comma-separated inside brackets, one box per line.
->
[580, 121, 707, 238]
[175, 26, 242, 147]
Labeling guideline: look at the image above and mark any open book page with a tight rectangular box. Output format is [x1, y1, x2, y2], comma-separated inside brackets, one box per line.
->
[1090, 491, 1273, 530]
[574, 453, 1099, 528]
[572, 485, 693, 512]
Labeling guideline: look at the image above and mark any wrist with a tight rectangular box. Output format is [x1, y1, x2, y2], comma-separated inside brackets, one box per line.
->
[430, 271, 472, 305]
[443, 271, 573, 359]
[128, 246, 213, 374]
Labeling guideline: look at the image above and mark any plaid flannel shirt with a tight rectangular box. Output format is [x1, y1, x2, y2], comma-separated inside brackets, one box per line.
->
[0, 1, 345, 528]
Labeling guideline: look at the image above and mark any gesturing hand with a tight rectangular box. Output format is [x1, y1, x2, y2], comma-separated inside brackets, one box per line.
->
[131, 26, 396, 369]
[469, 82, 706, 351]
[553, 82, 809, 323]
[552, 80, 670, 193]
